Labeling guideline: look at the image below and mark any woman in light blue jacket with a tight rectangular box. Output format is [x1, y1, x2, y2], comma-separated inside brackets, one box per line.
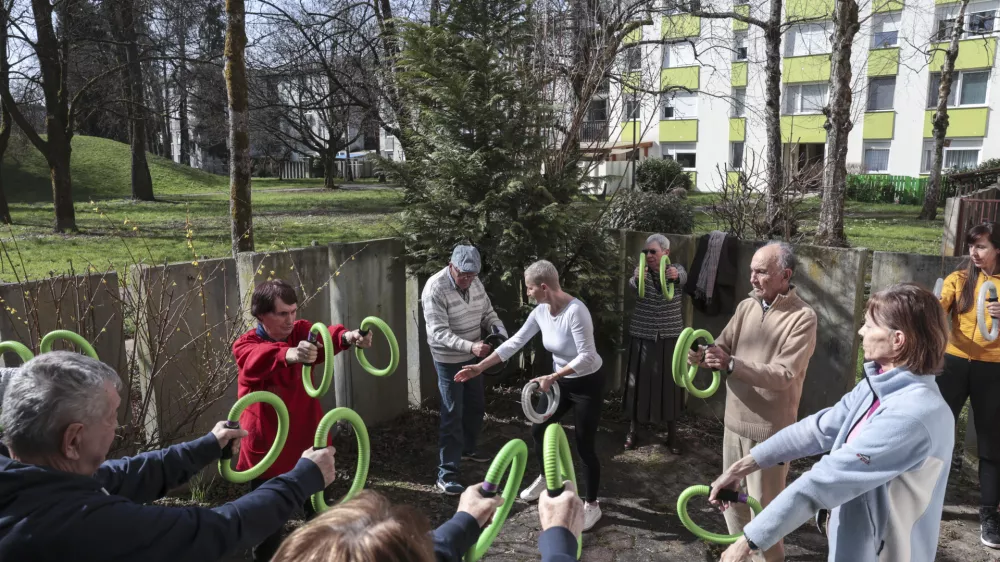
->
[711, 283, 955, 562]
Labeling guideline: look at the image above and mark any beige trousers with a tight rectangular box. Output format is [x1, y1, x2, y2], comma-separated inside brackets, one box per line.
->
[722, 427, 791, 562]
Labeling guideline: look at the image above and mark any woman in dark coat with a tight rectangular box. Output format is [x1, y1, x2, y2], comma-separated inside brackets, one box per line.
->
[623, 234, 686, 453]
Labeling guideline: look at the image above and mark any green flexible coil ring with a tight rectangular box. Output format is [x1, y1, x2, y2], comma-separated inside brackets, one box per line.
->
[39, 330, 98, 359]
[355, 316, 398, 377]
[671, 328, 721, 399]
[0, 341, 34, 363]
[543, 424, 582, 559]
[311, 407, 370, 513]
[677, 485, 762, 545]
[637, 253, 646, 299]
[465, 439, 529, 561]
[638, 254, 672, 300]
[302, 322, 335, 398]
[218, 391, 289, 483]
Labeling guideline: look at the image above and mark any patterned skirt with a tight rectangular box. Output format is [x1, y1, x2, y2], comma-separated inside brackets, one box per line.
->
[622, 335, 685, 424]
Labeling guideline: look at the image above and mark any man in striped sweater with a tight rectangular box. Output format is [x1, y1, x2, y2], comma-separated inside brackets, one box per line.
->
[422, 245, 507, 495]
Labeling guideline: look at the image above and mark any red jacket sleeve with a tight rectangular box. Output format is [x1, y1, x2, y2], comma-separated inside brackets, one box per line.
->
[233, 334, 296, 387]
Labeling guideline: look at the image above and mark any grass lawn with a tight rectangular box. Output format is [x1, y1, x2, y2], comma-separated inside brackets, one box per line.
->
[0, 136, 403, 282]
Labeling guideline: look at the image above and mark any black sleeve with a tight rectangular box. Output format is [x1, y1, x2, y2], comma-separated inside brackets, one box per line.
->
[94, 434, 221, 503]
[539, 527, 578, 561]
[432, 512, 482, 562]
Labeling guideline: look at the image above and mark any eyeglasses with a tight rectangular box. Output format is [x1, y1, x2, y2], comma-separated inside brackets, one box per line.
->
[451, 265, 478, 280]
[641, 249, 658, 255]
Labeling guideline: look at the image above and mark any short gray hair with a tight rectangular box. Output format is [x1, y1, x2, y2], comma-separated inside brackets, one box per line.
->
[765, 241, 797, 277]
[645, 234, 670, 251]
[525, 260, 560, 288]
[1, 352, 122, 457]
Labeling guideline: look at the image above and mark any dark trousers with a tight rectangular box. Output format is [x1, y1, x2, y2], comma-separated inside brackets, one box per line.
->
[436, 358, 485, 482]
[249, 477, 319, 562]
[530, 372, 605, 503]
[937, 354, 1000, 507]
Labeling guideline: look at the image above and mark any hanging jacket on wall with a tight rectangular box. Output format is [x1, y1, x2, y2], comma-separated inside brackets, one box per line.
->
[684, 232, 739, 316]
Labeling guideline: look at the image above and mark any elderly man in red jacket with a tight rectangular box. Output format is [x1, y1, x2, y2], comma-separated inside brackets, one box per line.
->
[233, 279, 372, 561]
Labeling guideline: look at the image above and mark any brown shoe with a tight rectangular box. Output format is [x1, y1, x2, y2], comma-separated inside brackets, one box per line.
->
[624, 431, 637, 450]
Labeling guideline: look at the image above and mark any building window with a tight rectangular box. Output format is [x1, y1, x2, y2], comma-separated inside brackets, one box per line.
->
[730, 142, 745, 169]
[784, 23, 830, 57]
[936, 2, 998, 40]
[867, 77, 896, 111]
[733, 31, 748, 61]
[927, 70, 990, 108]
[662, 41, 696, 68]
[623, 99, 640, 122]
[871, 12, 901, 48]
[921, 140, 982, 172]
[863, 141, 890, 172]
[783, 83, 828, 114]
[625, 47, 642, 71]
[662, 143, 697, 169]
[586, 99, 608, 122]
[731, 87, 746, 117]
[661, 90, 698, 119]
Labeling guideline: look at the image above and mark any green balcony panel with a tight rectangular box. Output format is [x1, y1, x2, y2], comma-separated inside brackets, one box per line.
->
[662, 14, 701, 39]
[622, 121, 641, 143]
[923, 108, 989, 138]
[863, 112, 895, 139]
[873, 0, 904, 12]
[786, 0, 833, 20]
[727, 171, 741, 187]
[688, 171, 698, 186]
[732, 62, 748, 87]
[930, 38, 997, 71]
[659, 119, 699, 142]
[868, 48, 899, 77]
[730, 118, 746, 142]
[935, 0, 958, 3]
[661, 66, 700, 90]
[783, 55, 831, 83]
[624, 27, 643, 45]
[781, 115, 827, 143]
[623, 71, 642, 94]
[733, 5, 749, 31]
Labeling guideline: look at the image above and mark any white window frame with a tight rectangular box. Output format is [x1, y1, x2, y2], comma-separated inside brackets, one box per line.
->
[870, 12, 901, 49]
[662, 41, 696, 68]
[927, 70, 991, 108]
[730, 141, 745, 170]
[863, 141, 891, 173]
[625, 46, 642, 71]
[661, 90, 698, 119]
[867, 76, 896, 111]
[733, 31, 748, 61]
[935, 1, 999, 40]
[784, 22, 831, 57]
[731, 87, 746, 117]
[783, 83, 829, 115]
[921, 139, 983, 173]
[661, 142, 698, 170]
[623, 99, 640, 122]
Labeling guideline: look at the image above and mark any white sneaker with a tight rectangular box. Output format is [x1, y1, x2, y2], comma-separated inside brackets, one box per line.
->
[520, 475, 546, 502]
[583, 502, 602, 531]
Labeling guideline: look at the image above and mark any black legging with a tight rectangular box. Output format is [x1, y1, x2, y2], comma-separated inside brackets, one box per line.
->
[530, 371, 605, 503]
[936, 354, 1000, 508]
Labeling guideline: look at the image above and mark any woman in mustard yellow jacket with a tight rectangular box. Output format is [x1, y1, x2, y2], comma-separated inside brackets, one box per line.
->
[939, 222, 1000, 549]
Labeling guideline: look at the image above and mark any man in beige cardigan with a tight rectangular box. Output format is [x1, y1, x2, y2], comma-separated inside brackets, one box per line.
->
[689, 242, 817, 562]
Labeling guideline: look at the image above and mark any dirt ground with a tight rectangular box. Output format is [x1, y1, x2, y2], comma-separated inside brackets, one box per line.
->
[215, 383, 1000, 561]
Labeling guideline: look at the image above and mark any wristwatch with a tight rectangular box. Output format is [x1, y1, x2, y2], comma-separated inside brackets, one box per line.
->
[341, 332, 353, 348]
[745, 532, 760, 551]
[727, 357, 736, 374]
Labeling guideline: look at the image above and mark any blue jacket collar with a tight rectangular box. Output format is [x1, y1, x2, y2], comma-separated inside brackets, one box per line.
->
[862, 361, 934, 399]
[256, 323, 278, 342]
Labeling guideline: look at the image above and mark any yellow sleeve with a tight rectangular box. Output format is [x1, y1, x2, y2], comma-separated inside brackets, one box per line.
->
[940, 271, 962, 314]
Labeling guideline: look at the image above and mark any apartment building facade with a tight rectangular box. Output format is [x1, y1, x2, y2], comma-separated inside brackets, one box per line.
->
[584, 0, 1000, 193]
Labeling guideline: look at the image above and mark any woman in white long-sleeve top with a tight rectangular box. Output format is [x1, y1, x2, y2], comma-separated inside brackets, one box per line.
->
[455, 260, 605, 532]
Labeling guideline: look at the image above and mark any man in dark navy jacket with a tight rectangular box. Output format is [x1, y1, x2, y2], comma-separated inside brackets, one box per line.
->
[0, 351, 336, 562]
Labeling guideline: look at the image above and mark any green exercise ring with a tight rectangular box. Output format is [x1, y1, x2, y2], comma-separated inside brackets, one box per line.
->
[354, 316, 398, 377]
[677, 485, 762, 545]
[465, 439, 529, 562]
[311, 407, 371, 513]
[637, 253, 647, 299]
[672, 328, 721, 399]
[218, 391, 289, 483]
[302, 322, 335, 398]
[659, 255, 674, 300]
[543, 424, 582, 559]
[39, 330, 98, 359]
[0, 341, 34, 363]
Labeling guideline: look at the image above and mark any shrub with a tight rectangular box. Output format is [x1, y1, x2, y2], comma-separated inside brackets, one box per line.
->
[634, 158, 692, 193]
[600, 190, 694, 234]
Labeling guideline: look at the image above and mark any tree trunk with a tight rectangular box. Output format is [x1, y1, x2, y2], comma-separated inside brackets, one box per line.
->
[323, 152, 338, 189]
[48, 131, 75, 232]
[0, 2, 13, 224]
[225, 0, 253, 255]
[816, 0, 859, 247]
[120, 0, 154, 201]
[178, 24, 191, 167]
[763, 0, 785, 236]
[921, 0, 970, 221]
[160, 59, 172, 158]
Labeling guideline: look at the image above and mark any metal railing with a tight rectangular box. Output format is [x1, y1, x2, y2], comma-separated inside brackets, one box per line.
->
[580, 120, 609, 143]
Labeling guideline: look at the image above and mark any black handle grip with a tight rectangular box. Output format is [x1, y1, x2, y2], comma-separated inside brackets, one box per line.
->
[713, 487, 742, 503]
[479, 485, 498, 498]
[221, 420, 240, 460]
[307, 332, 317, 344]
[358, 329, 370, 337]
[547, 486, 565, 498]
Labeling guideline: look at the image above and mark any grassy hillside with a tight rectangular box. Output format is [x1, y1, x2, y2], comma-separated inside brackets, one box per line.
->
[4, 135, 227, 203]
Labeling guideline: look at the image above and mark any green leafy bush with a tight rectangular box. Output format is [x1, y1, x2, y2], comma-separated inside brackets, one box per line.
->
[600, 190, 694, 234]
[634, 158, 692, 193]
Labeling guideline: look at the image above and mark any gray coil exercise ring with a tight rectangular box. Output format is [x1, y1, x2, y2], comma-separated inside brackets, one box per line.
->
[482, 326, 508, 376]
[977, 279, 999, 341]
[521, 380, 561, 424]
[932, 278, 944, 299]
